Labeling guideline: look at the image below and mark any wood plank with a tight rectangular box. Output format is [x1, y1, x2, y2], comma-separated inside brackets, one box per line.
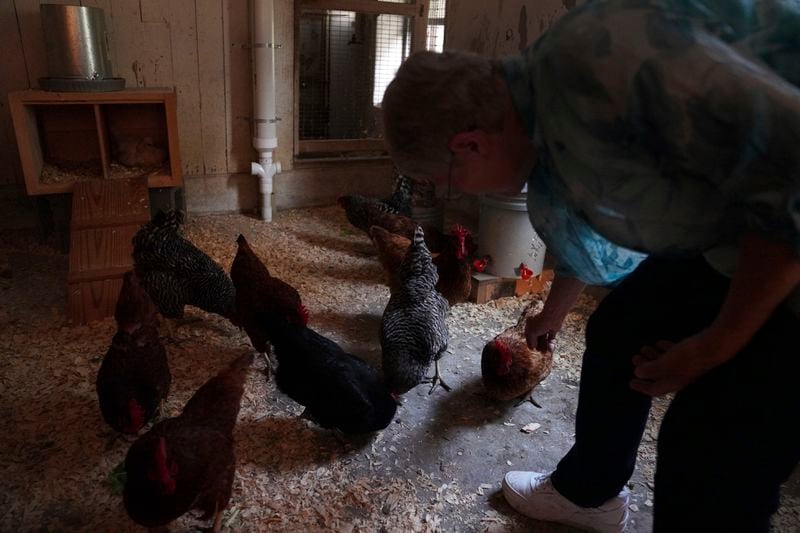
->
[224, 0, 254, 174]
[412, 1, 429, 52]
[68, 226, 141, 277]
[196, 0, 228, 174]
[111, 0, 173, 89]
[68, 277, 124, 324]
[94, 105, 110, 179]
[163, 92, 183, 187]
[15, 88, 176, 103]
[139, 0, 167, 23]
[299, 0, 417, 17]
[71, 176, 150, 229]
[298, 138, 387, 154]
[8, 93, 44, 195]
[13, 0, 74, 87]
[0, 1, 31, 185]
[167, 0, 204, 176]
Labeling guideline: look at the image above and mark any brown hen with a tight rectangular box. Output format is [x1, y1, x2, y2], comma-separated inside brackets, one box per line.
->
[123, 352, 252, 532]
[481, 301, 553, 406]
[369, 224, 475, 305]
[230, 234, 308, 358]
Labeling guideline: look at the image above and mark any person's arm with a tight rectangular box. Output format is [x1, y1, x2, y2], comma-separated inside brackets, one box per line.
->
[525, 274, 586, 352]
[631, 232, 800, 396]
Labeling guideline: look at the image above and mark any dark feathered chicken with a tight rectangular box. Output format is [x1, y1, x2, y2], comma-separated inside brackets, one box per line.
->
[230, 234, 308, 356]
[481, 301, 553, 406]
[380, 226, 450, 395]
[261, 313, 397, 434]
[339, 199, 448, 253]
[97, 272, 170, 434]
[132, 210, 236, 321]
[123, 352, 252, 531]
[337, 172, 413, 232]
[370, 224, 476, 305]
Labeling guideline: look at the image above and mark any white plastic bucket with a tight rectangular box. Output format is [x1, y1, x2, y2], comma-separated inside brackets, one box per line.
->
[479, 193, 546, 278]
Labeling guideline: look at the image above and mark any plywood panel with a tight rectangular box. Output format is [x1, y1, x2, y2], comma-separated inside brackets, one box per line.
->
[196, 0, 228, 175]
[139, 0, 167, 23]
[111, 0, 173, 88]
[224, 0, 253, 174]
[167, 0, 204, 176]
[68, 277, 124, 324]
[0, 1, 29, 185]
[68, 225, 141, 276]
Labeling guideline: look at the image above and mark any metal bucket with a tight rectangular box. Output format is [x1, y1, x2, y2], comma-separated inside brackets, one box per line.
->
[479, 193, 546, 278]
[411, 203, 444, 232]
[40, 4, 112, 80]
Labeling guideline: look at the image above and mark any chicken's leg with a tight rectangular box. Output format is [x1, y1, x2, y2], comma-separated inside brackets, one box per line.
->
[424, 359, 451, 394]
[514, 394, 542, 409]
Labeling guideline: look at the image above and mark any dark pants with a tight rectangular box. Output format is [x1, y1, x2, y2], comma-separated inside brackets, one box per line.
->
[550, 256, 800, 532]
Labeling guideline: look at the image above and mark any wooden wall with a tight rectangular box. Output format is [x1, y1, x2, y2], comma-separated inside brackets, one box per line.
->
[445, 0, 583, 57]
[0, 0, 295, 187]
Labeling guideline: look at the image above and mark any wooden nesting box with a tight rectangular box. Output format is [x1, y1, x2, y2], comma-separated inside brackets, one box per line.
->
[68, 177, 151, 324]
[8, 89, 182, 195]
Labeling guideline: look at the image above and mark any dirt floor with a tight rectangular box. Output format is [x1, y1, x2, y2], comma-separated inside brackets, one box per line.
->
[1, 206, 798, 532]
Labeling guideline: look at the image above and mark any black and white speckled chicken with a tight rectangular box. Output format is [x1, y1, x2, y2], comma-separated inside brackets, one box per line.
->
[380, 226, 450, 395]
[132, 210, 237, 323]
[337, 172, 413, 232]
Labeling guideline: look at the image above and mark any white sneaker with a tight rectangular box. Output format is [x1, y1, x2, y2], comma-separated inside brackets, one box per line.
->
[502, 471, 630, 533]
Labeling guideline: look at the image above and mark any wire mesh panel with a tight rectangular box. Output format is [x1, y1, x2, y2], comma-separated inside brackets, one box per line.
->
[298, 9, 412, 142]
[427, 0, 446, 52]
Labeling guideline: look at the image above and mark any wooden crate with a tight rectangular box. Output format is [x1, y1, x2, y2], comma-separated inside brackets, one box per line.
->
[470, 269, 555, 304]
[67, 177, 151, 324]
[8, 89, 182, 195]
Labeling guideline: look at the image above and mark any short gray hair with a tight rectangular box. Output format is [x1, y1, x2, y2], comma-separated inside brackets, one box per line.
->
[382, 51, 506, 179]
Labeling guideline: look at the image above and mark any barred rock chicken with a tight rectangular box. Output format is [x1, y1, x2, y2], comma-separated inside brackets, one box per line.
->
[123, 352, 252, 532]
[231, 234, 308, 360]
[132, 210, 236, 323]
[370, 224, 476, 305]
[380, 227, 450, 395]
[96, 271, 170, 434]
[481, 301, 553, 406]
[260, 312, 397, 434]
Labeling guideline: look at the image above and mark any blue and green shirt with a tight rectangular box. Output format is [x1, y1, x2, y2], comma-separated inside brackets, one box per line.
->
[504, 0, 800, 313]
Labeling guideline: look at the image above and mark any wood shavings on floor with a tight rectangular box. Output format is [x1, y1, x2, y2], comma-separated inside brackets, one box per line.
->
[1, 206, 797, 532]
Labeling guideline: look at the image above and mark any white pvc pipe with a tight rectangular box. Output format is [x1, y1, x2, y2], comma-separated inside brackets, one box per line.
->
[252, 0, 280, 221]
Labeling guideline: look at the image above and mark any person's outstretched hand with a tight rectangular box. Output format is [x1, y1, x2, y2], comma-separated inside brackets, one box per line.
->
[630, 332, 734, 396]
[525, 312, 560, 353]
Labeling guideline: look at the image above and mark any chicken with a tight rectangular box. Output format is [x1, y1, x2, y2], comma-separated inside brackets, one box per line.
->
[380, 226, 451, 395]
[230, 234, 308, 358]
[132, 210, 237, 323]
[260, 313, 397, 434]
[337, 172, 413, 232]
[115, 136, 167, 168]
[96, 272, 170, 434]
[370, 224, 476, 305]
[340, 199, 449, 253]
[481, 301, 553, 406]
[123, 352, 252, 532]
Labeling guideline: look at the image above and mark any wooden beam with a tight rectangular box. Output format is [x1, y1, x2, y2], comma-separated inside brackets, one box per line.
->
[412, 1, 429, 52]
[93, 105, 110, 179]
[299, 0, 417, 18]
[298, 138, 387, 154]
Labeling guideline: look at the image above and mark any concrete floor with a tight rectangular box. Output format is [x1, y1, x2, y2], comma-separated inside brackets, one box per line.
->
[1, 207, 799, 532]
